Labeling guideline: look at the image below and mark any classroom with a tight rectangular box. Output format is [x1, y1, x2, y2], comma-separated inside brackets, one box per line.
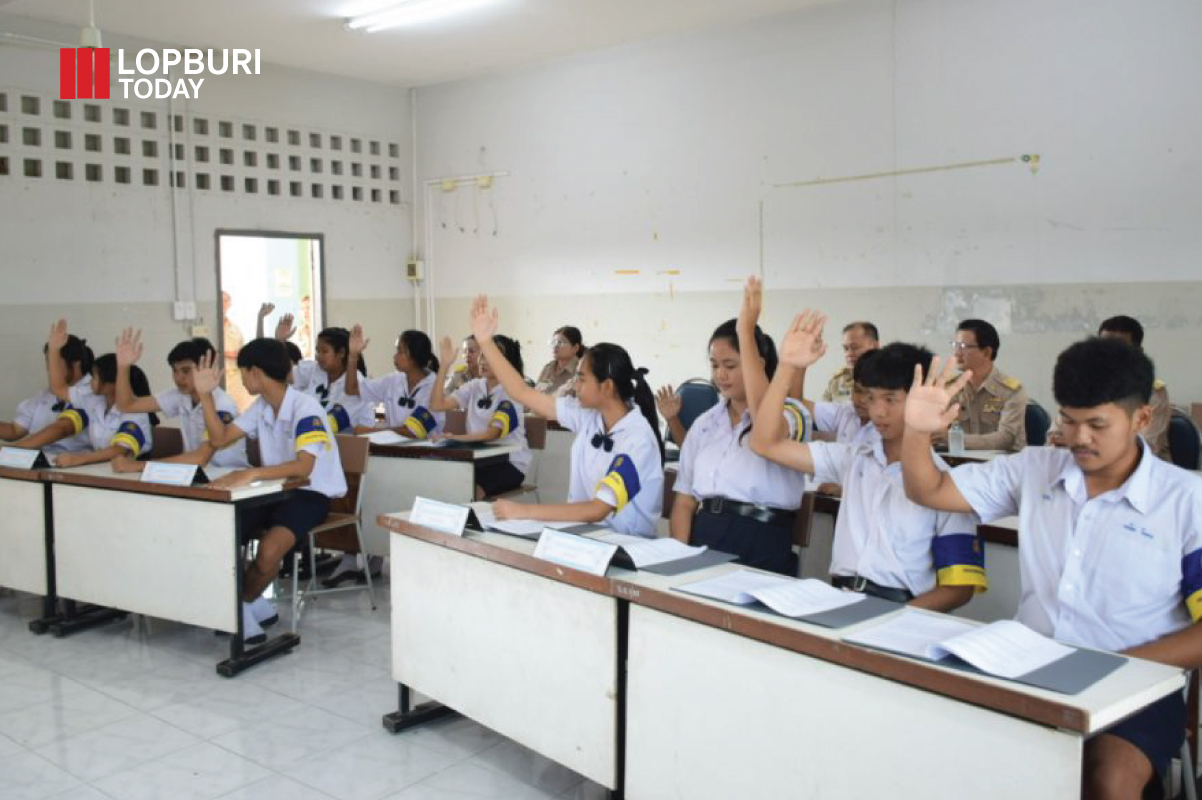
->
[0, 0, 1200, 797]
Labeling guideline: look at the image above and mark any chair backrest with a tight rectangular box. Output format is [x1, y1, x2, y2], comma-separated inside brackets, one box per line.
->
[148, 426, 183, 460]
[661, 467, 677, 520]
[245, 437, 262, 468]
[329, 434, 370, 516]
[523, 415, 548, 450]
[1168, 410, 1202, 470]
[1025, 402, 1051, 447]
[444, 408, 467, 435]
[672, 379, 720, 443]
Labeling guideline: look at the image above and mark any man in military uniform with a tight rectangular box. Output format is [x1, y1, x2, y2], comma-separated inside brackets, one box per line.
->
[950, 319, 1027, 451]
[821, 321, 879, 402]
[1048, 316, 1171, 460]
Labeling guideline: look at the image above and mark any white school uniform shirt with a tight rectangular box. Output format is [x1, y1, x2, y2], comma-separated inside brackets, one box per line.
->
[810, 437, 985, 594]
[303, 372, 375, 434]
[232, 387, 347, 499]
[357, 371, 443, 438]
[64, 384, 154, 458]
[15, 381, 92, 453]
[950, 439, 1202, 652]
[292, 359, 321, 393]
[155, 387, 249, 468]
[452, 378, 532, 475]
[555, 397, 664, 538]
[675, 398, 810, 510]
[813, 401, 868, 444]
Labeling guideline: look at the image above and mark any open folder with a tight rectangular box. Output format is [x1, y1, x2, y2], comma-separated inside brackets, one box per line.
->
[843, 609, 1126, 694]
[675, 568, 900, 628]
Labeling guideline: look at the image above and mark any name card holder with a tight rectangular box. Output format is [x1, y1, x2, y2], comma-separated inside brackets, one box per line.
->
[0, 447, 50, 470]
[533, 529, 617, 576]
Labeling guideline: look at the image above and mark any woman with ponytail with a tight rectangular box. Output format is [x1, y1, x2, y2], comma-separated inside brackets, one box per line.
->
[303, 326, 374, 435]
[467, 296, 664, 537]
[668, 278, 812, 575]
[345, 325, 445, 439]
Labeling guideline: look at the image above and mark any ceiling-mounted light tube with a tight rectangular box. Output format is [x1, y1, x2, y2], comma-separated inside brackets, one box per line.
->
[344, 0, 498, 32]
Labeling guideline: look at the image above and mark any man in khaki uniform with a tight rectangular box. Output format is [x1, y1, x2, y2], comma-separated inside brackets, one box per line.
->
[951, 319, 1027, 451]
[1049, 316, 1171, 460]
[822, 321, 879, 402]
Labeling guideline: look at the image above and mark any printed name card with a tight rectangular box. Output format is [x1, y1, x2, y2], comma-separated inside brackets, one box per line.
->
[533, 529, 618, 576]
[0, 447, 47, 470]
[409, 496, 471, 536]
[141, 462, 200, 487]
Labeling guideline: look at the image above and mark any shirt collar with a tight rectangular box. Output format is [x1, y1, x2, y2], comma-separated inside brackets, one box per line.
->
[1055, 437, 1153, 512]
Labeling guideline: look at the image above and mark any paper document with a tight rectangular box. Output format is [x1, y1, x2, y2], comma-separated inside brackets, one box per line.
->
[927, 620, 1075, 680]
[675, 568, 793, 604]
[593, 533, 707, 568]
[749, 579, 863, 618]
[844, 608, 976, 659]
[365, 430, 408, 445]
[466, 504, 579, 536]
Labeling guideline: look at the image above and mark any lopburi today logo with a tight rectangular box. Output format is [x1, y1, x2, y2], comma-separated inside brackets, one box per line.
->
[60, 48, 261, 100]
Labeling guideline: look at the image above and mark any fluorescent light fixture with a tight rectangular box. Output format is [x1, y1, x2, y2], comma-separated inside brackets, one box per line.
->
[345, 0, 498, 32]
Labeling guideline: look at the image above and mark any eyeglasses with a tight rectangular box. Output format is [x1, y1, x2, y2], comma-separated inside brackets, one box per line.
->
[949, 342, 980, 352]
[550, 338, 570, 348]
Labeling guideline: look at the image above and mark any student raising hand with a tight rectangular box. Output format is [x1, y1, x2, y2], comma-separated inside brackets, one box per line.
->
[193, 351, 222, 395]
[656, 385, 687, 446]
[275, 313, 297, 342]
[470, 295, 500, 342]
[737, 275, 763, 331]
[349, 324, 369, 356]
[439, 335, 457, 369]
[47, 318, 69, 352]
[115, 327, 143, 367]
[779, 310, 828, 369]
[903, 356, 972, 435]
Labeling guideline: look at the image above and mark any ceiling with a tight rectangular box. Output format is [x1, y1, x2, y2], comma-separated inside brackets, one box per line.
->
[0, 0, 847, 88]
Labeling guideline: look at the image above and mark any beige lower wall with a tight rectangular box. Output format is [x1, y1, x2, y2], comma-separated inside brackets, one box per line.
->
[433, 281, 1202, 414]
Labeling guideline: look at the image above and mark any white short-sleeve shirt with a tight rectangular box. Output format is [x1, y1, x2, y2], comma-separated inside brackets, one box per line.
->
[810, 437, 984, 594]
[555, 397, 664, 538]
[232, 387, 347, 499]
[302, 372, 376, 434]
[357, 371, 443, 438]
[675, 399, 810, 509]
[813, 401, 868, 444]
[63, 388, 154, 458]
[452, 378, 531, 474]
[292, 359, 321, 393]
[15, 387, 90, 453]
[155, 387, 249, 468]
[950, 440, 1202, 651]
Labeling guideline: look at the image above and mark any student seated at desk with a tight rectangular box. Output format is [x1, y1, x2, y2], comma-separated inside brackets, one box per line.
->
[902, 338, 1202, 800]
[429, 329, 532, 499]
[108, 329, 249, 472]
[750, 312, 986, 612]
[344, 326, 442, 438]
[14, 322, 156, 467]
[194, 339, 348, 644]
[465, 296, 664, 536]
[0, 332, 95, 454]
[669, 277, 810, 574]
[302, 327, 376, 436]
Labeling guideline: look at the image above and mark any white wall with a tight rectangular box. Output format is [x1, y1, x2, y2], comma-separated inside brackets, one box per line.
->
[415, 0, 1202, 407]
[0, 14, 417, 412]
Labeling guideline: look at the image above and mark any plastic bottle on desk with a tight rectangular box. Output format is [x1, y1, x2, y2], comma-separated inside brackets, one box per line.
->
[947, 422, 965, 455]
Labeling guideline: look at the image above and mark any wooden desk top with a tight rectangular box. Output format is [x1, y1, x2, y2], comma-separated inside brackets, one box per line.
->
[44, 462, 304, 503]
[368, 441, 519, 463]
[383, 516, 1184, 735]
[0, 465, 48, 482]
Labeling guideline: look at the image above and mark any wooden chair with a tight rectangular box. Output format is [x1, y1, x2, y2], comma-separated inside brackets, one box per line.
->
[147, 427, 183, 460]
[288, 434, 375, 631]
[487, 416, 547, 502]
[444, 408, 467, 435]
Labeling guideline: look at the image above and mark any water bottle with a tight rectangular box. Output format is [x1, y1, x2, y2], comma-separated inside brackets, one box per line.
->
[948, 422, 965, 455]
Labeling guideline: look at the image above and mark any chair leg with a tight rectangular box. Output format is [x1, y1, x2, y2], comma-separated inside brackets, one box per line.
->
[1183, 739, 1198, 800]
[354, 522, 377, 611]
[290, 549, 300, 634]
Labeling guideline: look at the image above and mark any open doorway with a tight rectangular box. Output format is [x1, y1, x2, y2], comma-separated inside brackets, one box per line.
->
[216, 230, 325, 410]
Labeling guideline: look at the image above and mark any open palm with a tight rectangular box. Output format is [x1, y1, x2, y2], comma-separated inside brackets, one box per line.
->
[904, 356, 971, 433]
[779, 310, 827, 369]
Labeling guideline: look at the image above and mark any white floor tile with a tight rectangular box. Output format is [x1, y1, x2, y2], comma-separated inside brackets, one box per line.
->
[209, 705, 374, 770]
[470, 739, 587, 797]
[33, 713, 200, 782]
[0, 684, 140, 747]
[0, 751, 85, 800]
[382, 761, 563, 800]
[281, 732, 461, 800]
[91, 741, 272, 800]
[214, 774, 338, 800]
[150, 680, 310, 740]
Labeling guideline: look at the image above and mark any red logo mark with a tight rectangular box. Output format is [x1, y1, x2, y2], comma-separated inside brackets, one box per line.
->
[60, 48, 111, 100]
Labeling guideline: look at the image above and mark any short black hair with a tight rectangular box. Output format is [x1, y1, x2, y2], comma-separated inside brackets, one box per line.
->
[284, 341, 303, 364]
[957, 319, 1000, 360]
[167, 337, 215, 366]
[842, 321, 880, 342]
[856, 342, 932, 391]
[44, 334, 94, 376]
[491, 334, 524, 376]
[1053, 337, 1153, 411]
[851, 348, 881, 384]
[1098, 315, 1144, 348]
[236, 338, 292, 382]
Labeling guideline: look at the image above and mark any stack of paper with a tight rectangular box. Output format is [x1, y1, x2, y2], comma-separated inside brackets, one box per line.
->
[677, 569, 862, 617]
[593, 533, 707, 568]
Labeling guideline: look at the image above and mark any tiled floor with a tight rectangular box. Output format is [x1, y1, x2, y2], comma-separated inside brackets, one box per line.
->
[0, 579, 609, 800]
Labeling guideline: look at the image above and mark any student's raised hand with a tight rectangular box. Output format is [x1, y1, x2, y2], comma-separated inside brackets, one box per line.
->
[779, 310, 827, 369]
[115, 327, 143, 367]
[655, 385, 682, 420]
[349, 324, 369, 356]
[257, 302, 275, 320]
[274, 313, 297, 341]
[47, 319, 69, 351]
[738, 276, 764, 331]
[210, 468, 258, 490]
[469, 295, 499, 342]
[193, 351, 222, 395]
[492, 498, 525, 521]
[904, 356, 972, 434]
[439, 335, 457, 367]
